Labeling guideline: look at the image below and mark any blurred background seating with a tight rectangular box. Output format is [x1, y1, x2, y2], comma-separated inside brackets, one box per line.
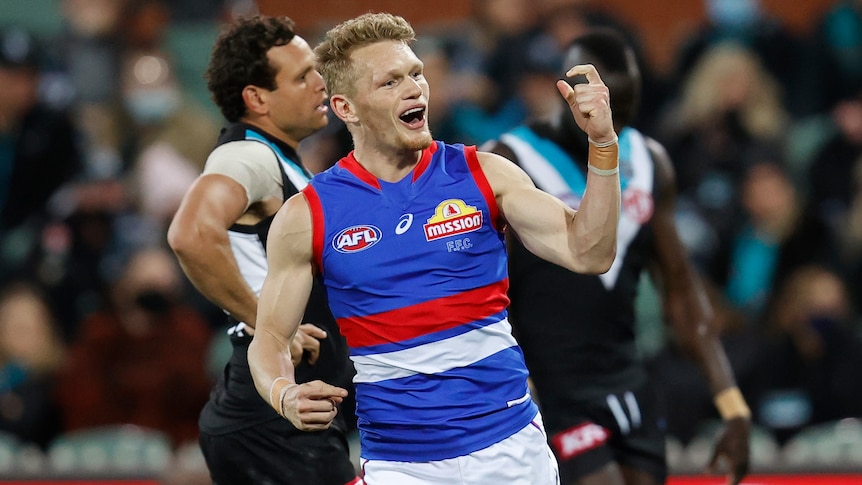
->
[47, 424, 172, 476]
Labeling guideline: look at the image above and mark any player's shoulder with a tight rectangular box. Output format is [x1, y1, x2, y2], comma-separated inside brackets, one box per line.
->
[474, 149, 534, 191]
[481, 139, 518, 165]
[207, 139, 276, 161]
[207, 140, 277, 166]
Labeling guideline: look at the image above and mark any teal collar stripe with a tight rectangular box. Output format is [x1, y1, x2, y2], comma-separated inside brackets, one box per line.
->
[510, 125, 586, 196]
[618, 126, 632, 188]
[510, 125, 631, 196]
[245, 130, 311, 182]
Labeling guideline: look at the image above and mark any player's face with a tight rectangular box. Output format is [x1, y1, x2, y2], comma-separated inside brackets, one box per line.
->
[264, 36, 329, 142]
[348, 40, 432, 152]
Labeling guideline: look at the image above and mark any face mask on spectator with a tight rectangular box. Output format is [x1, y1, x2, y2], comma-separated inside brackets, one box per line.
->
[124, 87, 180, 124]
[134, 289, 174, 315]
[706, 0, 760, 30]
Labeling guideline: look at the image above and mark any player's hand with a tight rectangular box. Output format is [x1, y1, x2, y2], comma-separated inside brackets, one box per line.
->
[707, 417, 751, 485]
[556, 64, 615, 145]
[290, 323, 328, 366]
[278, 380, 348, 431]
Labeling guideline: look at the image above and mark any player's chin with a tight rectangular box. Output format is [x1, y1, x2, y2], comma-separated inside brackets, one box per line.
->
[403, 130, 433, 151]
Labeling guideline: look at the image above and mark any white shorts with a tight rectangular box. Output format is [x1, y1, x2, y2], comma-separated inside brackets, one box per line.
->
[360, 413, 560, 485]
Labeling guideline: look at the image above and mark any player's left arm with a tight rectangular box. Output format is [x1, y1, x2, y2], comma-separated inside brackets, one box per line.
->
[479, 151, 617, 274]
[646, 137, 750, 485]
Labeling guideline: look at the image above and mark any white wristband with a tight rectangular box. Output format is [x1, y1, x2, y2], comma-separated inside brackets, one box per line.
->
[588, 134, 618, 148]
[588, 163, 619, 176]
[277, 381, 294, 418]
[269, 377, 292, 411]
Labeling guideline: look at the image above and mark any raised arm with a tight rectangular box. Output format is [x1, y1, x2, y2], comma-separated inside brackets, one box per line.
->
[483, 64, 621, 274]
[647, 138, 750, 484]
[168, 174, 259, 326]
[247, 193, 347, 430]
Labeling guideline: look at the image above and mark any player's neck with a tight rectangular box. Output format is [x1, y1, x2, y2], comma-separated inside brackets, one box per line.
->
[240, 117, 302, 150]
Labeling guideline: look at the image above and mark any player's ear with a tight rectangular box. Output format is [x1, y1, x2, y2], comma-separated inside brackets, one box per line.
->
[330, 94, 358, 123]
[242, 85, 268, 115]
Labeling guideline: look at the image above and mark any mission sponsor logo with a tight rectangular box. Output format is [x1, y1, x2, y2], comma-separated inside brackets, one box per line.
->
[332, 225, 382, 253]
[423, 199, 483, 242]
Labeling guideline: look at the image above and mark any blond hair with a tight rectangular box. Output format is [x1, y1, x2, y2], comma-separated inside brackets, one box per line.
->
[314, 12, 415, 96]
[677, 42, 787, 140]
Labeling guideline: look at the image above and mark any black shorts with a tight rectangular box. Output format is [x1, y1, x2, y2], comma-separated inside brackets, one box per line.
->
[543, 382, 667, 484]
[199, 417, 358, 485]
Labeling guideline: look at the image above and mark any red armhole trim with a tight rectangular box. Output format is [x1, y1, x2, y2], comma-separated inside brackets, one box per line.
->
[464, 145, 501, 231]
[301, 185, 325, 275]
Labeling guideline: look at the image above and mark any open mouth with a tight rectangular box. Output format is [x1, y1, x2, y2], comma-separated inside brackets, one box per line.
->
[399, 107, 426, 128]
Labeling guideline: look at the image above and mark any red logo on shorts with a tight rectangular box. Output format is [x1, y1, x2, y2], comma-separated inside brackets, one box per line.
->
[551, 422, 611, 460]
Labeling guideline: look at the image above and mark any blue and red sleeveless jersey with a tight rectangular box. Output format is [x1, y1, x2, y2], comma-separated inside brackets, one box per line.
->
[304, 141, 537, 462]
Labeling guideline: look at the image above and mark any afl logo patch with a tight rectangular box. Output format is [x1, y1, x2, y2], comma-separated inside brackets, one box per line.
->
[332, 225, 382, 253]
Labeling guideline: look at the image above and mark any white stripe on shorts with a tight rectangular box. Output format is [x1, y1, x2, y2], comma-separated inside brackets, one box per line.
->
[361, 413, 559, 485]
[606, 394, 631, 435]
[624, 391, 642, 429]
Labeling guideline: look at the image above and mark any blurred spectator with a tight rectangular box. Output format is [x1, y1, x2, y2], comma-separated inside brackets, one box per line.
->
[466, 0, 541, 101]
[755, 265, 862, 443]
[658, 43, 789, 270]
[808, 0, 862, 113]
[42, 209, 126, 341]
[0, 281, 65, 449]
[0, 26, 84, 279]
[834, 97, 862, 295]
[807, 89, 862, 230]
[124, 0, 172, 52]
[716, 160, 839, 320]
[59, 0, 127, 105]
[28, 0, 220, 338]
[119, 48, 218, 228]
[536, 0, 667, 132]
[40, 205, 219, 342]
[670, 0, 806, 115]
[426, 0, 540, 144]
[55, 245, 213, 447]
[33, 54, 219, 341]
[433, 0, 657, 145]
[57, 0, 128, 180]
[109, 0, 218, 229]
[169, 0, 227, 23]
[648, 281, 762, 445]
